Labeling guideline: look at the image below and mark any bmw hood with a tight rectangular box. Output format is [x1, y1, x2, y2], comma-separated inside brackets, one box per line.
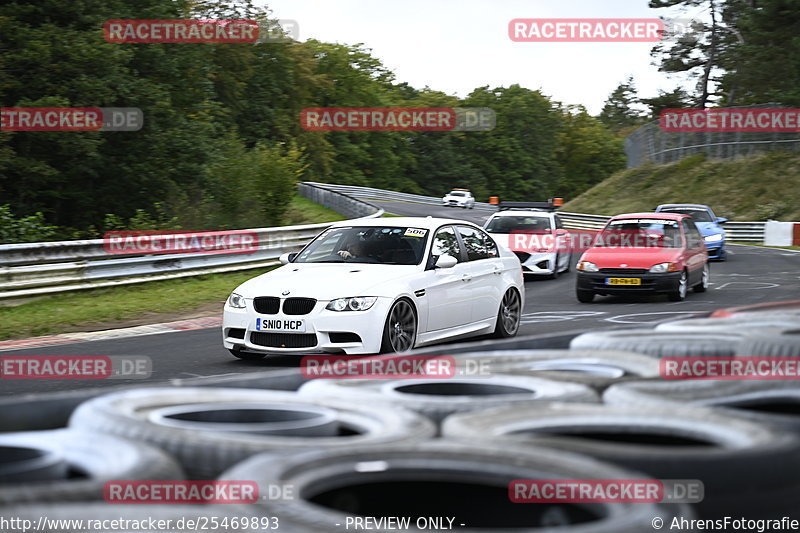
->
[234, 263, 420, 301]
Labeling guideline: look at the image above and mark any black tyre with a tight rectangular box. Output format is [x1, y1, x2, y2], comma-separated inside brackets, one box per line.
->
[492, 288, 521, 338]
[656, 316, 800, 334]
[605, 380, 800, 435]
[229, 349, 266, 361]
[452, 349, 660, 392]
[299, 374, 597, 423]
[0, 430, 183, 505]
[380, 298, 417, 353]
[219, 441, 691, 532]
[549, 255, 560, 279]
[736, 328, 800, 358]
[667, 270, 688, 301]
[442, 402, 800, 518]
[576, 289, 594, 303]
[694, 263, 710, 292]
[570, 330, 749, 357]
[69, 387, 435, 479]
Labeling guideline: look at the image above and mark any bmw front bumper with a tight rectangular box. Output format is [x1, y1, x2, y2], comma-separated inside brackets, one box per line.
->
[222, 297, 394, 355]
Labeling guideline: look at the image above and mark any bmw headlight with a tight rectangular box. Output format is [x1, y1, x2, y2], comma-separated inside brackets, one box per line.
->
[228, 292, 247, 309]
[326, 296, 378, 312]
[649, 262, 678, 273]
[704, 234, 723, 243]
[577, 261, 599, 272]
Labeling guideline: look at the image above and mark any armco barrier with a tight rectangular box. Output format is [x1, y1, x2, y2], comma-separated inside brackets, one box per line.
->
[0, 183, 383, 301]
[0, 183, 776, 300]
[305, 181, 496, 209]
[307, 182, 767, 242]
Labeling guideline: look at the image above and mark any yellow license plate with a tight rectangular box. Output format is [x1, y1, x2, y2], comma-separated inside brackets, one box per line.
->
[606, 277, 641, 286]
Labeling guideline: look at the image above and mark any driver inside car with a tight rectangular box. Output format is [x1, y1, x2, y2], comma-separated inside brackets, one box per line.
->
[336, 240, 371, 260]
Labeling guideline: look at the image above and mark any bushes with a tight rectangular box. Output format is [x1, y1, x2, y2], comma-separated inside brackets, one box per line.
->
[0, 205, 59, 244]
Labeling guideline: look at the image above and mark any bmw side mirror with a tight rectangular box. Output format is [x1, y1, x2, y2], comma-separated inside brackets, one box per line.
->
[716, 217, 728, 224]
[279, 252, 297, 264]
[435, 254, 458, 269]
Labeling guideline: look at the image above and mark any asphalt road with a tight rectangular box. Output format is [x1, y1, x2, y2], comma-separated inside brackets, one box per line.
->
[2, 200, 799, 395]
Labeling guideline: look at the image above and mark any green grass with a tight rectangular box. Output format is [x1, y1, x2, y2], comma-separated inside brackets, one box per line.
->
[0, 193, 345, 341]
[283, 195, 346, 225]
[562, 152, 800, 221]
[0, 269, 274, 340]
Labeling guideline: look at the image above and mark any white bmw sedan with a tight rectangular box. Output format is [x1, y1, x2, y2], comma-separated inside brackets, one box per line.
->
[222, 217, 524, 358]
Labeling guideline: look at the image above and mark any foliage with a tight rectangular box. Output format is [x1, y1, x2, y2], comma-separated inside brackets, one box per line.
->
[0, 205, 59, 243]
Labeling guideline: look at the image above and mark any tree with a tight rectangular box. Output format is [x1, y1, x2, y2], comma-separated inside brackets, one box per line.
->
[649, 0, 735, 108]
[557, 106, 626, 198]
[718, 0, 800, 106]
[462, 85, 565, 201]
[598, 78, 644, 132]
[640, 87, 694, 119]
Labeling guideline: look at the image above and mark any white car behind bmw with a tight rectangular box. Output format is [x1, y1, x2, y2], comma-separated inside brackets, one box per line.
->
[223, 217, 523, 358]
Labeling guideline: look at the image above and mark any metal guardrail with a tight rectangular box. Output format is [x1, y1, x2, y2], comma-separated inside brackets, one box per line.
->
[0, 182, 770, 300]
[307, 182, 766, 242]
[0, 184, 383, 301]
[556, 212, 764, 242]
[305, 182, 495, 209]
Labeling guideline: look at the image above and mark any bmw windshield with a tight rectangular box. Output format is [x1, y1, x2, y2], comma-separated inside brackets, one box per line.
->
[294, 226, 429, 265]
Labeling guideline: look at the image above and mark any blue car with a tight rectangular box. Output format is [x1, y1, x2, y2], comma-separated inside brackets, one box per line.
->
[655, 203, 727, 260]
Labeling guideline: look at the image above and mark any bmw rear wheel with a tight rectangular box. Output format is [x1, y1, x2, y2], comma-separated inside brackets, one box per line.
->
[493, 289, 521, 338]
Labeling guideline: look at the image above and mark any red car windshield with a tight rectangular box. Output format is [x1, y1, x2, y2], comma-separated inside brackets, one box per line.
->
[596, 219, 683, 248]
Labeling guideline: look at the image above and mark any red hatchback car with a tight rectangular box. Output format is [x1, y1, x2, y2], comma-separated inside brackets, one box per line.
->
[575, 212, 709, 303]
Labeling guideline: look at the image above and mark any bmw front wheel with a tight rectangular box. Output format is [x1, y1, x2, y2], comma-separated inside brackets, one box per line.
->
[381, 299, 417, 353]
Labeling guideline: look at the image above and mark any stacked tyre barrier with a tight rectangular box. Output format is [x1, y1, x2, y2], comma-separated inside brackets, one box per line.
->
[2, 303, 800, 531]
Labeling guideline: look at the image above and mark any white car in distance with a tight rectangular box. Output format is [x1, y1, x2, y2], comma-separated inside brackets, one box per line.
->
[442, 189, 475, 209]
[223, 217, 524, 358]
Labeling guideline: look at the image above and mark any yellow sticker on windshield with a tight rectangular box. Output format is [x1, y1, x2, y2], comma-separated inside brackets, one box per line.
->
[404, 228, 427, 238]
